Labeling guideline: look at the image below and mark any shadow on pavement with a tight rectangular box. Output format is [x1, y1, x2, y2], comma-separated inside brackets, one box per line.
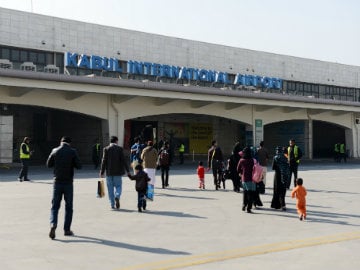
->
[143, 210, 206, 219]
[156, 192, 218, 201]
[306, 189, 360, 195]
[256, 206, 360, 227]
[55, 235, 191, 255]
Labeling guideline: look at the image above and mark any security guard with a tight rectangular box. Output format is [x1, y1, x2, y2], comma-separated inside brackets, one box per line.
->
[287, 139, 302, 188]
[18, 137, 33, 181]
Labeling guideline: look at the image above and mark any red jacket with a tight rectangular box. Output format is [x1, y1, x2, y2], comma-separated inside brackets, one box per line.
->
[197, 165, 205, 179]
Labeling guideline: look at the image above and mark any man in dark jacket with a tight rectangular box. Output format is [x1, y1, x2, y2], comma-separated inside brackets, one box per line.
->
[158, 141, 171, 188]
[47, 136, 81, 239]
[207, 140, 224, 190]
[100, 136, 130, 210]
[287, 139, 303, 188]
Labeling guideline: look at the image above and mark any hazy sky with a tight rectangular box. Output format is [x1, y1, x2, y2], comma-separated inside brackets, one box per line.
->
[1, 0, 359, 66]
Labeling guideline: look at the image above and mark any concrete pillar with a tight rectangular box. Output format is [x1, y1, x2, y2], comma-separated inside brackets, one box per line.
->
[0, 115, 13, 163]
[107, 96, 118, 140]
[117, 113, 126, 147]
[107, 110, 126, 147]
[101, 119, 109, 146]
[353, 124, 360, 158]
[345, 128, 353, 158]
[308, 118, 313, 159]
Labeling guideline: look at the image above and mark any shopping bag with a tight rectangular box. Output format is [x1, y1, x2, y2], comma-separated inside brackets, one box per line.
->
[97, 179, 105, 198]
[146, 184, 154, 201]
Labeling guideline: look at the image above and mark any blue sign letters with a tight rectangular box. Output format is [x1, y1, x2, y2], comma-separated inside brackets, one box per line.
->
[65, 52, 122, 72]
[65, 52, 282, 89]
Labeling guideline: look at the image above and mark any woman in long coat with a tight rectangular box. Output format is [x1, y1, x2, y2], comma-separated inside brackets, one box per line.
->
[228, 142, 242, 192]
[271, 146, 290, 210]
[237, 147, 255, 213]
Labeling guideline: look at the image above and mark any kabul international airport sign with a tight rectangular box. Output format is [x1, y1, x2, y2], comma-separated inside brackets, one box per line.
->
[65, 52, 283, 90]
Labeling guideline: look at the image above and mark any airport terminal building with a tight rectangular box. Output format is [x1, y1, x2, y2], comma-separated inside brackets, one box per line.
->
[1, 7, 360, 164]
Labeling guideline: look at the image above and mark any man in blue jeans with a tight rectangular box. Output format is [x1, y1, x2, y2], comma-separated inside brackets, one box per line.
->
[100, 136, 130, 210]
[47, 136, 81, 239]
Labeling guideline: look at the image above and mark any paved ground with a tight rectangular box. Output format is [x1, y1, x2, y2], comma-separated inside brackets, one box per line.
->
[0, 161, 360, 270]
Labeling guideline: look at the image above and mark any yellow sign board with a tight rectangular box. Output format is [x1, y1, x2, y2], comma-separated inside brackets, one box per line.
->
[189, 123, 213, 154]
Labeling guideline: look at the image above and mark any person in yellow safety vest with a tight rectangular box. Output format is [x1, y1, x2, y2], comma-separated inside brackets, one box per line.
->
[339, 143, 347, 163]
[178, 142, 185, 164]
[334, 143, 340, 163]
[18, 137, 33, 182]
[287, 139, 303, 188]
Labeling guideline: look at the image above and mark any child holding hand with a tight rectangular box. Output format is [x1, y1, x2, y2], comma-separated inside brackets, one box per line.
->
[197, 161, 205, 189]
[128, 164, 150, 212]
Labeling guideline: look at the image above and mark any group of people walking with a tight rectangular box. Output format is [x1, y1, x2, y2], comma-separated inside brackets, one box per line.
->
[205, 138, 307, 218]
[130, 138, 171, 189]
[100, 137, 173, 214]
[47, 135, 170, 240]
[17, 135, 307, 240]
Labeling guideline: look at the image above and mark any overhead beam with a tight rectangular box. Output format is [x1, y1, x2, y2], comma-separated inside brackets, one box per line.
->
[152, 98, 174, 106]
[8, 87, 32, 97]
[112, 95, 135, 104]
[64, 91, 86, 100]
[308, 108, 324, 115]
[331, 110, 348, 116]
[224, 103, 244, 110]
[282, 107, 303, 113]
[255, 105, 273, 112]
[190, 100, 212, 108]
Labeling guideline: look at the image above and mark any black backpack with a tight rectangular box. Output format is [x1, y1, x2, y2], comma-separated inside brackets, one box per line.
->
[159, 149, 170, 166]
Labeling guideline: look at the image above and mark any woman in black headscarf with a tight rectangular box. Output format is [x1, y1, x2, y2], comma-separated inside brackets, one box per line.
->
[228, 142, 242, 192]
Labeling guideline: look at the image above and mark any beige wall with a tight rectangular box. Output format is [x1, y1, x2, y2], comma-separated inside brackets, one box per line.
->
[1, 7, 360, 88]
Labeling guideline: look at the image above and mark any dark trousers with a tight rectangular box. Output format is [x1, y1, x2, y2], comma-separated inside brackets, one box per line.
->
[18, 158, 29, 180]
[50, 182, 73, 231]
[212, 169, 218, 186]
[137, 192, 147, 209]
[161, 166, 169, 187]
[289, 163, 298, 188]
[232, 177, 241, 192]
[340, 153, 347, 163]
[243, 190, 254, 210]
[179, 152, 184, 164]
[212, 170, 221, 188]
[253, 189, 263, 207]
[212, 160, 221, 188]
[92, 156, 100, 169]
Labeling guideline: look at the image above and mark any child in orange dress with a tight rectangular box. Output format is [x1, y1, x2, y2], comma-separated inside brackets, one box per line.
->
[197, 161, 205, 189]
[291, 178, 307, 220]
